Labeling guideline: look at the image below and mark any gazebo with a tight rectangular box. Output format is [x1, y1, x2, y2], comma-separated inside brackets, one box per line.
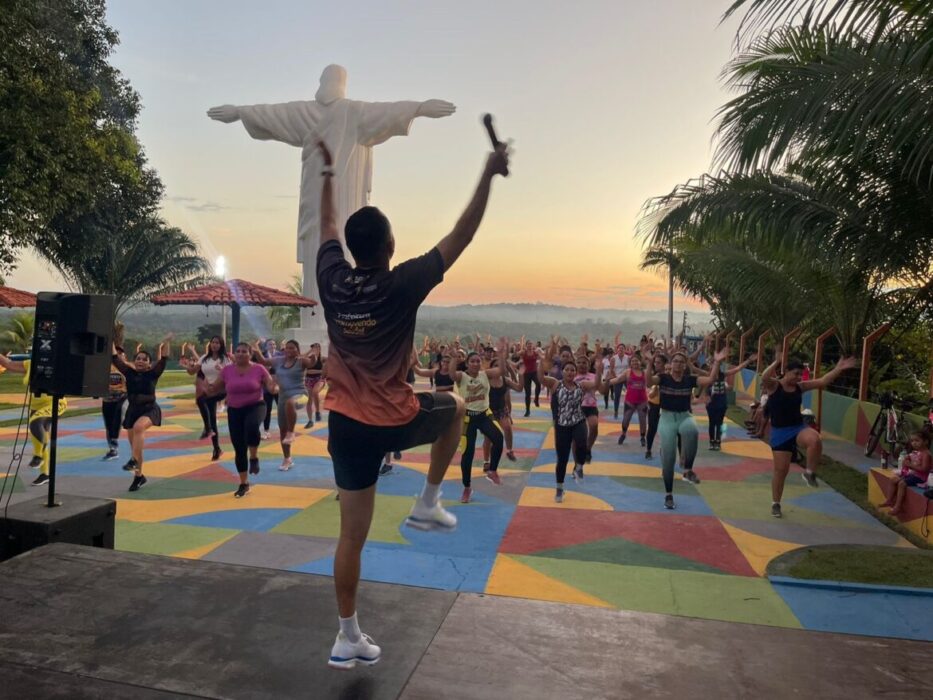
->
[151, 279, 317, 346]
[0, 285, 37, 308]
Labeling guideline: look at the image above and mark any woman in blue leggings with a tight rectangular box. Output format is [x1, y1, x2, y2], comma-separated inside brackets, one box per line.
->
[648, 347, 725, 510]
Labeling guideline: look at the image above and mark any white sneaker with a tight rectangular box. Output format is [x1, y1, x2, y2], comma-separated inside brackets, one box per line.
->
[261, 430, 270, 440]
[278, 458, 294, 471]
[406, 495, 457, 531]
[328, 631, 380, 670]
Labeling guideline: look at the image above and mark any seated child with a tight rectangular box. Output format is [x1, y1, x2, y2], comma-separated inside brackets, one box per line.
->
[881, 430, 932, 516]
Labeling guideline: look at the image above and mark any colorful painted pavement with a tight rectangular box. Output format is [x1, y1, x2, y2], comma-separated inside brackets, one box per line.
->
[2, 383, 930, 641]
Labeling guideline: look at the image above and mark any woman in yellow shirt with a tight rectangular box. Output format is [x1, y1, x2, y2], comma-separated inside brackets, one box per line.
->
[0, 355, 68, 486]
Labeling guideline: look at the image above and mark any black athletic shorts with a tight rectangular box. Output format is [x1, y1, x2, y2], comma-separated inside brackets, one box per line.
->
[582, 406, 599, 418]
[328, 392, 459, 491]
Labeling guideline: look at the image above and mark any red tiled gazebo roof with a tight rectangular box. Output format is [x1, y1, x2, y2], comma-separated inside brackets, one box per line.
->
[0, 285, 37, 308]
[150, 279, 316, 308]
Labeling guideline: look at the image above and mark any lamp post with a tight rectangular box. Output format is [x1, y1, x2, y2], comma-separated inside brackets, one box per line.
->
[216, 256, 227, 346]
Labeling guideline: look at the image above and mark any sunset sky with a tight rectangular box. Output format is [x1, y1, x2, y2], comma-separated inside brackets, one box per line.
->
[10, 1, 739, 311]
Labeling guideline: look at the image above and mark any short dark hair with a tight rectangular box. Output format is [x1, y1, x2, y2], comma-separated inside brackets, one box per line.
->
[345, 206, 391, 264]
[785, 360, 805, 372]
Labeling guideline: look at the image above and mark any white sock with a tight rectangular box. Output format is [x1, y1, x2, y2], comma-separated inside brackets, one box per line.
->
[420, 480, 440, 506]
[339, 613, 361, 643]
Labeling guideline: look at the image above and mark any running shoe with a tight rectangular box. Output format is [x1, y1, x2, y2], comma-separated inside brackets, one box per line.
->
[554, 488, 564, 504]
[534, 399, 539, 408]
[378, 462, 393, 477]
[28, 456, 42, 469]
[523, 410, 530, 417]
[328, 631, 381, 670]
[802, 470, 818, 488]
[261, 430, 271, 440]
[199, 429, 211, 440]
[572, 464, 584, 482]
[460, 487, 473, 503]
[683, 470, 701, 485]
[316, 411, 322, 422]
[482, 461, 491, 473]
[248, 458, 260, 475]
[644, 450, 652, 460]
[613, 411, 618, 419]
[31, 473, 49, 486]
[128, 475, 147, 492]
[485, 470, 501, 485]
[282, 432, 296, 445]
[305, 420, 314, 429]
[211, 448, 223, 463]
[506, 450, 516, 462]
[393, 451, 402, 460]
[122, 458, 137, 472]
[640, 436, 646, 447]
[708, 443, 717, 451]
[406, 496, 457, 531]
[617, 433, 626, 446]
[234, 483, 250, 498]
[664, 495, 675, 510]
[279, 458, 294, 472]
[771, 502, 782, 518]
[103, 448, 119, 461]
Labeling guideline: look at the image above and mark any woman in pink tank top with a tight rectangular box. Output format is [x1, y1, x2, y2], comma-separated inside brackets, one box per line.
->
[608, 355, 650, 447]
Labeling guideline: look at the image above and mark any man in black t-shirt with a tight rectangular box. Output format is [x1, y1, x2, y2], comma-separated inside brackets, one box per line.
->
[316, 139, 510, 670]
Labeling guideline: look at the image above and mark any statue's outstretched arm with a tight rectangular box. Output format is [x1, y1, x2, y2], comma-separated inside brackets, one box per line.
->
[207, 105, 240, 123]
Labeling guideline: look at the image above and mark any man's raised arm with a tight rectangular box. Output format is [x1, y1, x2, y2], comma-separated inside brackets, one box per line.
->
[317, 140, 340, 245]
[435, 145, 510, 272]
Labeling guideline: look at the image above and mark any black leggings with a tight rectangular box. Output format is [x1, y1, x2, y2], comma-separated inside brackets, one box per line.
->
[263, 390, 275, 431]
[523, 372, 540, 412]
[227, 403, 265, 474]
[101, 398, 125, 445]
[707, 400, 727, 442]
[612, 383, 624, 414]
[461, 412, 503, 486]
[197, 394, 225, 450]
[555, 420, 587, 484]
[646, 402, 661, 450]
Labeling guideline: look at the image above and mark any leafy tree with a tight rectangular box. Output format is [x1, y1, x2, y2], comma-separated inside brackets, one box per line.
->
[267, 274, 303, 333]
[1, 312, 34, 352]
[0, 0, 143, 274]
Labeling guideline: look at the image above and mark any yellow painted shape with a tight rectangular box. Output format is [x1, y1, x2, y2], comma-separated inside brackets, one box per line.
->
[116, 484, 332, 523]
[518, 486, 612, 511]
[485, 554, 613, 608]
[720, 440, 772, 460]
[540, 429, 555, 450]
[867, 470, 889, 506]
[531, 461, 658, 478]
[267, 437, 331, 457]
[899, 518, 933, 545]
[721, 522, 800, 576]
[175, 532, 238, 560]
[143, 454, 216, 478]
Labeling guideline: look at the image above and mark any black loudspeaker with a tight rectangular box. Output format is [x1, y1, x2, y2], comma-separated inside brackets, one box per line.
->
[0, 496, 116, 562]
[29, 292, 114, 398]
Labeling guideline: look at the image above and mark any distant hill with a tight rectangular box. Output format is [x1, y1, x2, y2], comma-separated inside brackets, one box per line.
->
[0, 302, 711, 349]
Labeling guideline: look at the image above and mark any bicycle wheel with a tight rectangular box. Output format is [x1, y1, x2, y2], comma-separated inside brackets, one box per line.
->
[864, 410, 884, 456]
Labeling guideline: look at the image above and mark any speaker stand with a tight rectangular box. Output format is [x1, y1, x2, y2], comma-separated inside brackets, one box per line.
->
[46, 395, 62, 508]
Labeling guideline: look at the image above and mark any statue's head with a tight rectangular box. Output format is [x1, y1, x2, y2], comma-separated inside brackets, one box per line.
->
[345, 206, 395, 269]
[316, 64, 347, 105]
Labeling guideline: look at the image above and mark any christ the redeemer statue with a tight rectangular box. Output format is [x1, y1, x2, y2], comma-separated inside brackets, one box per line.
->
[207, 64, 455, 345]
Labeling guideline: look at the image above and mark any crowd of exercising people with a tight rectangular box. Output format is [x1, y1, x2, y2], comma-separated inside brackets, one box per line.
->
[19, 327, 853, 517]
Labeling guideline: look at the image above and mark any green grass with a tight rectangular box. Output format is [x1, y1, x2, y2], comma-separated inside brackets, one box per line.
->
[775, 546, 933, 588]
[726, 405, 933, 550]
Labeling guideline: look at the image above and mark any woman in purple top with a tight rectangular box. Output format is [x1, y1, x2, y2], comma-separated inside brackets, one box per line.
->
[208, 343, 276, 498]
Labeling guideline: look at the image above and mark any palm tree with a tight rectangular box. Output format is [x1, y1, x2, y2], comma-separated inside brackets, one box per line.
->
[267, 274, 303, 333]
[36, 217, 211, 321]
[2, 312, 34, 352]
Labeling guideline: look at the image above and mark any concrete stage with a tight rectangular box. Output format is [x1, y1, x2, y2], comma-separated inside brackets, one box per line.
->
[0, 544, 929, 699]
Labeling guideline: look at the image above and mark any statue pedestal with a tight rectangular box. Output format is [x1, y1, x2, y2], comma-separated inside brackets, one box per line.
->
[287, 307, 329, 354]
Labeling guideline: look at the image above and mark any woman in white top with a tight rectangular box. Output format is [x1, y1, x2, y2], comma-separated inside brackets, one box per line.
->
[187, 335, 232, 462]
[448, 339, 509, 503]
